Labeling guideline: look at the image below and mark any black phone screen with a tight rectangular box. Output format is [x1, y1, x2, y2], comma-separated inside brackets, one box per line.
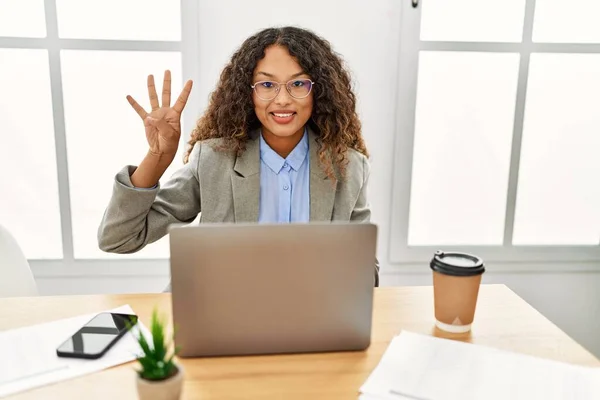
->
[56, 312, 138, 359]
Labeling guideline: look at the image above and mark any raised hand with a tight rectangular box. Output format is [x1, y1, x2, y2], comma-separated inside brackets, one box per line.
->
[127, 70, 193, 157]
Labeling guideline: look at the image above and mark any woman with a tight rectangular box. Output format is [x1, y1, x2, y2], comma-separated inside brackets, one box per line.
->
[98, 26, 378, 285]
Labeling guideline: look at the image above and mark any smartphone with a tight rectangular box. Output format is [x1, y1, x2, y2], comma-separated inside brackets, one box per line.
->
[56, 312, 138, 359]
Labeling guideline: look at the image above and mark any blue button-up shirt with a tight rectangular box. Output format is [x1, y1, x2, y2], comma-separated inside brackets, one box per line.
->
[258, 129, 310, 223]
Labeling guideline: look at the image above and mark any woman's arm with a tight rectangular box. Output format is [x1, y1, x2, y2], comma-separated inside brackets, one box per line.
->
[130, 151, 175, 189]
[97, 142, 202, 253]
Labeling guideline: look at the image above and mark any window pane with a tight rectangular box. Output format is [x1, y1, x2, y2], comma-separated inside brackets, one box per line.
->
[420, 0, 526, 43]
[0, 49, 62, 259]
[514, 54, 600, 245]
[56, 0, 181, 41]
[533, 0, 600, 43]
[408, 51, 520, 246]
[60, 50, 183, 259]
[0, 0, 46, 38]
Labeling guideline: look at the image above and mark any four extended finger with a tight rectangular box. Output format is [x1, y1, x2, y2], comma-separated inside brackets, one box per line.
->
[147, 74, 159, 111]
[126, 95, 148, 119]
[162, 70, 171, 108]
[172, 80, 193, 114]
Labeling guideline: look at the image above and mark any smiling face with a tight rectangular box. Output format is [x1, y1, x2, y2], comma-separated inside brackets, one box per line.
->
[252, 45, 314, 155]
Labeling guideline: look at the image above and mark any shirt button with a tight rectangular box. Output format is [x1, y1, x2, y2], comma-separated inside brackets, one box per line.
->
[283, 162, 289, 168]
[283, 185, 289, 190]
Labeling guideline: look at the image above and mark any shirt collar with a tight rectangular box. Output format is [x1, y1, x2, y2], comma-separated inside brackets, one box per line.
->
[259, 128, 309, 174]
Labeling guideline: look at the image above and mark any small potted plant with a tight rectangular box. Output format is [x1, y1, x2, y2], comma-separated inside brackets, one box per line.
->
[132, 309, 183, 400]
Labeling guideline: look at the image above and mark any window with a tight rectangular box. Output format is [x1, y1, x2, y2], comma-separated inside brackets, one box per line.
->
[0, 49, 62, 259]
[390, 0, 600, 263]
[0, 0, 199, 263]
[61, 50, 183, 259]
[0, 0, 47, 38]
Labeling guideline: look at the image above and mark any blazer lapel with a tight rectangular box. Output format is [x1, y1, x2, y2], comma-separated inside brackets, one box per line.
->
[308, 128, 337, 221]
[232, 130, 260, 222]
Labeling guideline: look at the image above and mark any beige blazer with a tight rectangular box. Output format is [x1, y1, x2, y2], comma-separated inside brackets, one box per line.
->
[97, 128, 379, 285]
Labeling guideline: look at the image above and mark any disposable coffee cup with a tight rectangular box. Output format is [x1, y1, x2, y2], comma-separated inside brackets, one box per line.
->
[430, 250, 485, 333]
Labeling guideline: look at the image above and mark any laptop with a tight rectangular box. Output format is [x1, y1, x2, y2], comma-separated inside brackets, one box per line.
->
[168, 222, 377, 357]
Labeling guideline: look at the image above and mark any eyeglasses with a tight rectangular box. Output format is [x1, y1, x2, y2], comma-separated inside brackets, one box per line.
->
[251, 79, 314, 101]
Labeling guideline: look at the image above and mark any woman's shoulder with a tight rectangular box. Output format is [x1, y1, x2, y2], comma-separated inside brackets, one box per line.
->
[345, 147, 368, 163]
[326, 147, 370, 187]
[344, 147, 370, 175]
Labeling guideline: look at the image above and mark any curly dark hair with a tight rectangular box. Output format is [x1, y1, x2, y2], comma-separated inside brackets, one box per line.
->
[184, 26, 368, 180]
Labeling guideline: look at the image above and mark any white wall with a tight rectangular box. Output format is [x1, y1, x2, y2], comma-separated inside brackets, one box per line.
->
[191, 1, 402, 268]
[29, 0, 600, 361]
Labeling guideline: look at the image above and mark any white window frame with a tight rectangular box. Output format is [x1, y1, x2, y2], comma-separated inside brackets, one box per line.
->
[1, 0, 200, 277]
[389, 0, 600, 266]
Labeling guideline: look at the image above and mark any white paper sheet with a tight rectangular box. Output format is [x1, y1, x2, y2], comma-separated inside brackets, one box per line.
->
[0, 305, 149, 398]
[360, 331, 600, 400]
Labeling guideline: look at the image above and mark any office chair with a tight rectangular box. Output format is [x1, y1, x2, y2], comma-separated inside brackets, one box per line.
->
[0, 223, 38, 297]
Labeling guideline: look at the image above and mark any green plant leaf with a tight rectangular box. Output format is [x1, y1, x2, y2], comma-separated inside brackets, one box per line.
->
[134, 305, 180, 381]
[137, 329, 153, 357]
[151, 309, 167, 360]
[137, 357, 155, 371]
